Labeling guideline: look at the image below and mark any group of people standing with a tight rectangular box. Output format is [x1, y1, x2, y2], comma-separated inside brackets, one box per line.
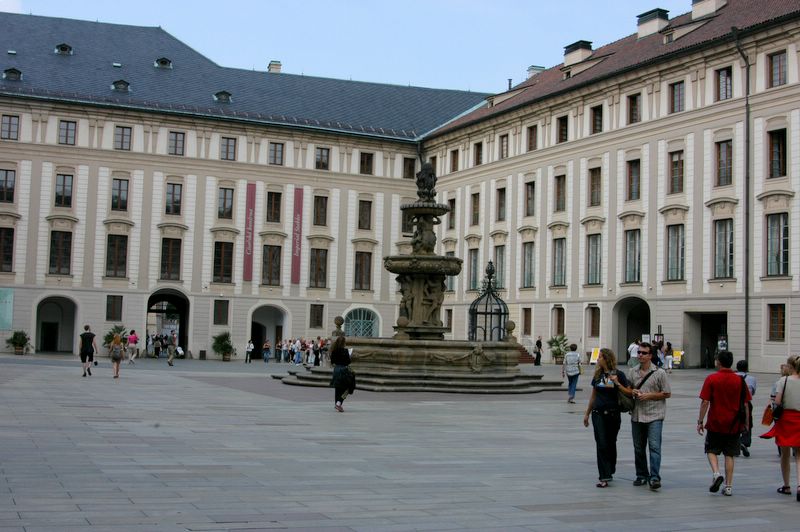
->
[627, 338, 675, 373]
[244, 337, 329, 365]
[576, 342, 799, 502]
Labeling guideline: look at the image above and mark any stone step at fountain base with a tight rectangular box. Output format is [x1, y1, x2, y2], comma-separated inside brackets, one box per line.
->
[276, 366, 566, 394]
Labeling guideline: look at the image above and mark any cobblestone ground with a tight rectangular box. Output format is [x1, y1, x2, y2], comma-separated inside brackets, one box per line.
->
[0, 355, 797, 531]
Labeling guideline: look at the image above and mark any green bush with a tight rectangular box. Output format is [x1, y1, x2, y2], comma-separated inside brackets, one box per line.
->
[547, 334, 569, 362]
[103, 325, 127, 348]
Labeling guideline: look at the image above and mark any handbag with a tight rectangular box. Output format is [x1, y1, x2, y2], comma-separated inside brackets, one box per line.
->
[772, 376, 788, 421]
[761, 403, 774, 426]
[618, 369, 655, 413]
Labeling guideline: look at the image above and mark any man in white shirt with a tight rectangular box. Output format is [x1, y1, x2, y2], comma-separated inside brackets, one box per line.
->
[628, 339, 640, 369]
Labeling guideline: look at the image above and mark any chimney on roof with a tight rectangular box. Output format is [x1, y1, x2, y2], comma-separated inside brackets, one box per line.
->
[564, 40, 592, 67]
[637, 8, 670, 38]
[692, 0, 727, 20]
[527, 65, 545, 79]
[268, 60, 282, 73]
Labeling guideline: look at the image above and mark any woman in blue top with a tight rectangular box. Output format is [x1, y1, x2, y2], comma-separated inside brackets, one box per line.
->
[583, 348, 630, 487]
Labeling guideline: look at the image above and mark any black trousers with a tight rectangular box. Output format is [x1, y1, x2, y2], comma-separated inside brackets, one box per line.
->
[592, 409, 622, 481]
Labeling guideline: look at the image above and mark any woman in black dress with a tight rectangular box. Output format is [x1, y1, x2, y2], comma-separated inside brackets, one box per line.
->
[583, 348, 630, 487]
[329, 335, 355, 412]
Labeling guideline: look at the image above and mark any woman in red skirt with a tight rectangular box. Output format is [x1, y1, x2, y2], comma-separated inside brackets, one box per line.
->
[762, 355, 800, 501]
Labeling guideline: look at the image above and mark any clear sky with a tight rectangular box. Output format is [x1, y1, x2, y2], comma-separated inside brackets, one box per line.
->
[3, 0, 692, 93]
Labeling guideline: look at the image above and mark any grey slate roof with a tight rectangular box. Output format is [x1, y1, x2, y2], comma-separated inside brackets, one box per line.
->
[0, 13, 488, 142]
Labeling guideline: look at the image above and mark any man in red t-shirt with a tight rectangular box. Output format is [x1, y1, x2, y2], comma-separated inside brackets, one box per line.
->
[697, 350, 751, 497]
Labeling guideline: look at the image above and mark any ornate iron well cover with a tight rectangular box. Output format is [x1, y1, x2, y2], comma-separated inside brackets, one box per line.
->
[468, 261, 509, 341]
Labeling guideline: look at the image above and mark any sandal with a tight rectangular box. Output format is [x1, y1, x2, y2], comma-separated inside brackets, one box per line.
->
[596, 481, 608, 488]
[777, 486, 791, 495]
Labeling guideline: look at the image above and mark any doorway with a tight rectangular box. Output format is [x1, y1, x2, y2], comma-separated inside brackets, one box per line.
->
[612, 297, 651, 364]
[146, 289, 190, 353]
[684, 312, 727, 368]
[36, 296, 77, 353]
[251, 305, 286, 360]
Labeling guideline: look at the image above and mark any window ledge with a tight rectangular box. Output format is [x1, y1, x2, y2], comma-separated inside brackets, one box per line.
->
[520, 286, 536, 290]
[766, 338, 786, 343]
[45, 273, 73, 279]
[102, 276, 129, 281]
[708, 277, 737, 282]
[210, 281, 234, 285]
[582, 283, 603, 288]
[760, 275, 792, 281]
[619, 282, 642, 287]
[0, 270, 15, 276]
[158, 278, 183, 284]
[661, 279, 687, 285]
[549, 284, 567, 289]
[352, 289, 374, 293]
[261, 283, 282, 288]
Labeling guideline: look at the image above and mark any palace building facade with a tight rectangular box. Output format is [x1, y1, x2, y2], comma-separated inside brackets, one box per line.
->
[1, 0, 799, 369]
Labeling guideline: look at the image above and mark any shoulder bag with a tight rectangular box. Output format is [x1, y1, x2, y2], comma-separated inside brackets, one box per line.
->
[618, 370, 655, 413]
[772, 376, 788, 421]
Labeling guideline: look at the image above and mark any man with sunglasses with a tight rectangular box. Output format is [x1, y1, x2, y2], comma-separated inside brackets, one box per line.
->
[618, 341, 671, 490]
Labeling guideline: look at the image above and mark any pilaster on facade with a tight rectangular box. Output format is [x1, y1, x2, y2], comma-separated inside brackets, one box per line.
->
[14, 161, 32, 284]
[93, 168, 110, 288]
[329, 189, 341, 299]
[35, 162, 53, 284]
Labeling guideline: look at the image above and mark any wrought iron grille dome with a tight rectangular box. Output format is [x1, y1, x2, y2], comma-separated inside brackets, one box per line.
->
[468, 261, 509, 341]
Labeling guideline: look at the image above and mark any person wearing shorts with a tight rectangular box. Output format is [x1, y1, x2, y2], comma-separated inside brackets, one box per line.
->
[78, 324, 99, 377]
[697, 350, 751, 497]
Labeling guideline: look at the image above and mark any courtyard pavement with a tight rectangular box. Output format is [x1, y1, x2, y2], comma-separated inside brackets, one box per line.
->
[0, 354, 797, 531]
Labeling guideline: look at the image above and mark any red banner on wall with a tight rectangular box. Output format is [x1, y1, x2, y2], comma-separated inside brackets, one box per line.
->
[291, 187, 303, 284]
[243, 183, 256, 281]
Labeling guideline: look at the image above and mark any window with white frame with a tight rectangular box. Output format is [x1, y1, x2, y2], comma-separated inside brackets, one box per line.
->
[624, 229, 641, 283]
[468, 248, 479, 290]
[766, 213, 789, 276]
[494, 245, 505, 288]
[552, 237, 566, 286]
[586, 233, 601, 285]
[713, 218, 734, 278]
[522, 241, 535, 288]
[666, 224, 685, 281]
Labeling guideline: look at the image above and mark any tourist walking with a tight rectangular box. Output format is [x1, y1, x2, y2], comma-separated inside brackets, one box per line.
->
[562, 343, 582, 403]
[697, 350, 751, 497]
[619, 341, 671, 491]
[735, 359, 757, 457]
[262, 340, 271, 363]
[761, 355, 800, 501]
[167, 330, 177, 366]
[78, 324, 99, 377]
[126, 329, 139, 364]
[153, 335, 162, 358]
[329, 335, 355, 412]
[534, 335, 543, 366]
[245, 340, 254, 363]
[583, 348, 630, 487]
[109, 333, 124, 379]
[664, 342, 674, 374]
[627, 339, 640, 368]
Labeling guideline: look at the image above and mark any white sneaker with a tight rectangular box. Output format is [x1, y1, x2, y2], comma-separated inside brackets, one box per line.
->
[722, 485, 732, 496]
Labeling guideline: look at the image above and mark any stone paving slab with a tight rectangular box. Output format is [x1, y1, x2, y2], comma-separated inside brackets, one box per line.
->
[0, 354, 798, 531]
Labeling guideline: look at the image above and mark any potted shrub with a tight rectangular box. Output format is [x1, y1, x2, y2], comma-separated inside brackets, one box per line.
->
[6, 330, 31, 355]
[103, 324, 128, 349]
[212, 331, 235, 362]
[547, 334, 569, 365]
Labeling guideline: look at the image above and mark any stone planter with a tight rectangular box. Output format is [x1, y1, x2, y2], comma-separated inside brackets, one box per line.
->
[222, 352, 231, 362]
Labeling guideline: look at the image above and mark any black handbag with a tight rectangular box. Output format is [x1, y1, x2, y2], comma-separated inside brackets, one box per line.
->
[772, 376, 788, 420]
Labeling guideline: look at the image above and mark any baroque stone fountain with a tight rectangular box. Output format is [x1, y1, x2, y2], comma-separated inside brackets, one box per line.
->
[280, 163, 564, 393]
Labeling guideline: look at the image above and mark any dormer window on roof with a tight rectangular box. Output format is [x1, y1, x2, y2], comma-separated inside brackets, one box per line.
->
[54, 43, 73, 55]
[154, 57, 172, 69]
[3, 68, 21, 81]
[111, 79, 130, 92]
[214, 90, 232, 103]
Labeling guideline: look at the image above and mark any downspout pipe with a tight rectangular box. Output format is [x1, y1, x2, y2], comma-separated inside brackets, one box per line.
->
[732, 26, 751, 363]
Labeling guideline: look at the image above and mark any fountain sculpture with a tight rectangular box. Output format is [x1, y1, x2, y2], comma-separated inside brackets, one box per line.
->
[281, 163, 564, 393]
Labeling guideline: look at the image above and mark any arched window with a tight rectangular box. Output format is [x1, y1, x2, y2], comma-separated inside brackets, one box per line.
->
[344, 308, 378, 338]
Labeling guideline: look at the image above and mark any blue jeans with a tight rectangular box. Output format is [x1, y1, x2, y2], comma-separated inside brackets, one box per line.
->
[567, 374, 579, 399]
[631, 419, 663, 482]
[591, 410, 621, 481]
[263, 349, 270, 363]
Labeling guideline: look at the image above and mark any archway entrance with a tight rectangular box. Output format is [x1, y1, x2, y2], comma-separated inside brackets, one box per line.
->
[147, 289, 189, 354]
[344, 308, 379, 337]
[613, 297, 650, 365]
[36, 296, 77, 353]
[251, 305, 287, 360]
